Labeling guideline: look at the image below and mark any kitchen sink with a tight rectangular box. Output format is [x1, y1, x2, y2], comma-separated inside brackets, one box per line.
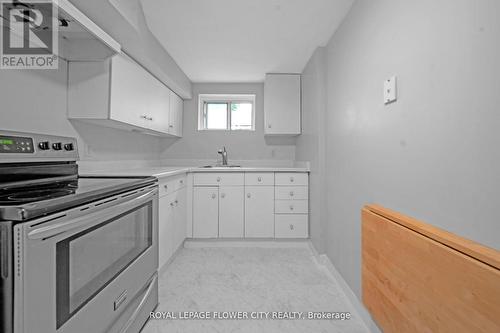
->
[202, 165, 241, 168]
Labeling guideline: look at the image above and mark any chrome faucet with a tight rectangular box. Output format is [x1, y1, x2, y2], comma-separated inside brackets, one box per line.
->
[218, 147, 228, 166]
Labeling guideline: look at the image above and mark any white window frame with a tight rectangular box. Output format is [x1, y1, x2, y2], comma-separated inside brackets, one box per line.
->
[198, 94, 256, 131]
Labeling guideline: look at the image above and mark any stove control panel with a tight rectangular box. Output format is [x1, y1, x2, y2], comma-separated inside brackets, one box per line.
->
[0, 131, 78, 162]
[0, 135, 34, 154]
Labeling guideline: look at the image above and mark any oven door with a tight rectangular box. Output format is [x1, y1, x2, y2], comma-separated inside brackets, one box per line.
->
[14, 185, 158, 333]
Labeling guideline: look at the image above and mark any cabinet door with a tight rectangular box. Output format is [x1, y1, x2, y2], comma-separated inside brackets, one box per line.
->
[264, 74, 301, 135]
[245, 186, 274, 238]
[173, 187, 187, 250]
[158, 194, 175, 269]
[110, 53, 170, 134]
[219, 186, 244, 238]
[169, 90, 183, 137]
[193, 187, 219, 238]
[148, 79, 170, 133]
[109, 54, 149, 128]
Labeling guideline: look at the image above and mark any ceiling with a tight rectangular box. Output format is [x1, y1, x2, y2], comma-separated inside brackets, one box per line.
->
[140, 0, 354, 82]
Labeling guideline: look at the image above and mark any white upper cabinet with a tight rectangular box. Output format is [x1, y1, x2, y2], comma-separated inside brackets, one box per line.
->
[264, 74, 301, 135]
[169, 90, 184, 137]
[68, 53, 183, 137]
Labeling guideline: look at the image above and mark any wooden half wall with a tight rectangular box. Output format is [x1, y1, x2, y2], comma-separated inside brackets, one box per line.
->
[362, 204, 500, 333]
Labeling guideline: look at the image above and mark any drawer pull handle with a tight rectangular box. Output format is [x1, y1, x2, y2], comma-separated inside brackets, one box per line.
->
[114, 290, 128, 311]
[257, 177, 262, 182]
[289, 224, 294, 230]
[221, 193, 226, 198]
[289, 191, 294, 197]
[211, 194, 216, 199]
[216, 177, 221, 182]
[247, 193, 251, 198]
[290, 177, 295, 182]
[290, 205, 294, 211]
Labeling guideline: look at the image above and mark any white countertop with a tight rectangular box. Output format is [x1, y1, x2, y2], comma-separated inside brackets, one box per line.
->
[81, 166, 310, 179]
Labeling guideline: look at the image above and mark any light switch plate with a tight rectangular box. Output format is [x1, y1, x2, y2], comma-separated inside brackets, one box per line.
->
[384, 76, 397, 104]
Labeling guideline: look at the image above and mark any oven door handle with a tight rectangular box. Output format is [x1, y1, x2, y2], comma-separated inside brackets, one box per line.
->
[27, 189, 157, 240]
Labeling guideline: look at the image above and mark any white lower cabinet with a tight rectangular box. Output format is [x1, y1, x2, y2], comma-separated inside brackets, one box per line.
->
[193, 187, 219, 238]
[219, 186, 244, 238]
[158, 193, 175, 269]
[173, 187, 187, 249]
[275, 215, 308, 238]
[158, 175, 187, 270]
[189, 172, 309, 240]
[244, 186, 275, 238]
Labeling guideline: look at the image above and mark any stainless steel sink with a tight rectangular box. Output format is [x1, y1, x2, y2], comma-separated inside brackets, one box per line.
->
[202, 165, 241, 168]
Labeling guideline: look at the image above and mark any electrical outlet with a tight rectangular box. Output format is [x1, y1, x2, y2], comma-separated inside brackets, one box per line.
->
[384, 76, 397, 104]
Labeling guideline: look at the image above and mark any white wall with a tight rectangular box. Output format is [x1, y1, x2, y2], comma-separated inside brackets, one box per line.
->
[295, 47, 327, 254]
[160, 83, 296, 165]
[315, 0, 500, 298]
[0, 61, 162, 169]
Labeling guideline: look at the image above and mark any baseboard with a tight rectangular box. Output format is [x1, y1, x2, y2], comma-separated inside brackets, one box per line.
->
[308, 242, 382, 333]
[184, 238, 311, 249]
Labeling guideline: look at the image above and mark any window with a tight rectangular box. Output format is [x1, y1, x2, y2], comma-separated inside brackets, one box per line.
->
[198, 94, 255, 131]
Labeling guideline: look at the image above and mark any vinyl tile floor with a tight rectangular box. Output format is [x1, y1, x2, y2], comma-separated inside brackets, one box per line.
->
[141, 247, 370, 333]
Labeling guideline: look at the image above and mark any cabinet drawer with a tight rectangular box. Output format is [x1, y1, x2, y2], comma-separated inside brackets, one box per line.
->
[159, 174, 187, 197]
[275, 173, 308, 186]
[193, 172, 244, 186]
[275, 186, 308, 200]
[244, 172, 274, 186]
[275, 200, 308, 214]
[275, 215, 308, 238]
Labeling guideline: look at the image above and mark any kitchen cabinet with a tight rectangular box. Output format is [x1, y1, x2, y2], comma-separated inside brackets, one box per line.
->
[68, 53, 183, 137]
[169, 90, 184, 137]
[218, 186, 244, 238]
[193, 187, 219, 238]
[244, 186, 275, 238]
[264, 74, 301, 135]
[173, 187, 187, 250]
[274, 172, 309, 239]
[188, 171, 309, 240]
[275, 215, 308, 238]
[158, 193, 175, 269]
[158, 174, 187, 270]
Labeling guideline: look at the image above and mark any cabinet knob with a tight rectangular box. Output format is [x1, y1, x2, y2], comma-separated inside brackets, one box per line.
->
[174, 200, 178, 205]
[179, 179, 184, 184]
[289, 191, 294, 197]
[221, 193, 226, 198]
[216, 177, 221, 182]
[247, 193, 251, 198]
[289, 205, 294, 211]
[289, 224, 294, 230]
[257, 177, 262, 182]
[164, 185, 168, 189]
[170, 202, 174, 207]
[212, 193, 216, 199]
[169, 125, 174, 128]
[268, 124, 272, 128]
[290, 177, 295, 183]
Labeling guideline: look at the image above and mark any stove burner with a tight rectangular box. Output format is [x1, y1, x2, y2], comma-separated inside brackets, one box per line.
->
[6, 189, 75, 203]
